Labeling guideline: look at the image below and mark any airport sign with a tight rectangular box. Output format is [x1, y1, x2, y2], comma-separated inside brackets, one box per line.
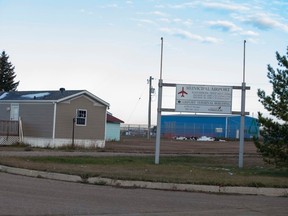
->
[175, 84, 233, 114]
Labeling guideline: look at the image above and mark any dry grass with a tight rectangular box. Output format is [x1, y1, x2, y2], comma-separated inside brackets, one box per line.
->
[0, 138, 287, 188]
[0, 155, 287, 188]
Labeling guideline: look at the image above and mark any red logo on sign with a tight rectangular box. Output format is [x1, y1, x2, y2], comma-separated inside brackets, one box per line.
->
[178, 87, 188, 97]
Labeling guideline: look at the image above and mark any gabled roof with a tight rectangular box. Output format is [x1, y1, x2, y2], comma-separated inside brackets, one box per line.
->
[0, 90, 110, 107]
[107, 113, 124, 123]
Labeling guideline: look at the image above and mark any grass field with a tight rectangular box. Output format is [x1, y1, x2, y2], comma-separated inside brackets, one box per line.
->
[0, 155, 287, 188]
[0, 138, 287, 188]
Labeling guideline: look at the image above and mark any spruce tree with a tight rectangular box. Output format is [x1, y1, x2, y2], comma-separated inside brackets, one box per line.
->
[254, 46, 288, 167]
[0, 51, 19, 91]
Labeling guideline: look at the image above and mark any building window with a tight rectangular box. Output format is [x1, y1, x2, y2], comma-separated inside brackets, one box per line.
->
[76, 109, 87, 126]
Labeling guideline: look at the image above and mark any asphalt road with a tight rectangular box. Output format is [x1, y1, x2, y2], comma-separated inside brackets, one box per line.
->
[0, 172, 287, 216]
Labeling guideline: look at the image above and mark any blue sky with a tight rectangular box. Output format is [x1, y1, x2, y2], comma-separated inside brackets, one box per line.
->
[1, 0, 287, 124]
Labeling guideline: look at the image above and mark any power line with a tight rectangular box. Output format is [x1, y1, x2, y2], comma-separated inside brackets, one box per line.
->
[126, 85, 146, 123]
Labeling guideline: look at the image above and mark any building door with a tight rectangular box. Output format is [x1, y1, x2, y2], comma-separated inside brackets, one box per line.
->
[10, 104, 19, 120]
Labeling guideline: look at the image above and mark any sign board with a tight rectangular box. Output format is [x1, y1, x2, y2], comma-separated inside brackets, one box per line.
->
[175, 84, 233, 114]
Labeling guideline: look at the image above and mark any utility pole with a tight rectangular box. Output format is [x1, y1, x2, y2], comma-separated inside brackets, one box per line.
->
[147, 76, 154, 139]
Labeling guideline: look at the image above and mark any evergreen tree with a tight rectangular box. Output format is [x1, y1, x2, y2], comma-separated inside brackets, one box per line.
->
[0, 51, 19, 91]
[254, 46, 288, 167]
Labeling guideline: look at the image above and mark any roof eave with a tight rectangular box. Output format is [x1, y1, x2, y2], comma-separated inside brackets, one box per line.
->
[56, 90, 110, 108]
[0, 100, 56, 103]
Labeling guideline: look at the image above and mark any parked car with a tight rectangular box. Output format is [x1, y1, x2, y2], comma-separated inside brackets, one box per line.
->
[197, 136, 215, 141]
[174, 136, 188, 140]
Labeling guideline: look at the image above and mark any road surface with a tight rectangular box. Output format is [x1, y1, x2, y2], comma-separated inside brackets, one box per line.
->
[0, 172, 287, 216]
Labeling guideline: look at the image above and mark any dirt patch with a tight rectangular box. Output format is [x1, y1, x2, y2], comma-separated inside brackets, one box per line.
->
[0, 137, 258, 155]
[105, 137, 258, 155]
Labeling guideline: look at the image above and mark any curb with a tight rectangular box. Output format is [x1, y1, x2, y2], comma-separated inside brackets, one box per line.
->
[0, 165, 82, 182]
[1, 165, 287, 197]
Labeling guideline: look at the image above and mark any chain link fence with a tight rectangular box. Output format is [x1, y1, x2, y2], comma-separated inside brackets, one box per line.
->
[121, 124, 156, 137]
[162, 122, 258, 140]
[121, 120, 258, 140]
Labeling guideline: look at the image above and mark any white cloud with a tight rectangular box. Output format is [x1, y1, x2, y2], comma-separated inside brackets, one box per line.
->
[158, 17, 193, 27]
[79, 8, 94, 15]
[160, 28, 221, 43]
[136, 19, 157, 25]
[158, 18, 170, 23]
[246, 38, 259, 44]
[204, 36, 222, 44]
[203, 2, 249, 11]
[173, 18, 182, 23]
[240, 30, 259, 37]
[183, 19, 193, 27]
[208, 20, 242, 32]
[155, 4, 165, 9]
[246, 13, 288, 32]
[233, 12, 288, 32]
[101, 4, 119, 8]
[208, 20, 259, 37]
[167, 1, 249, 11]
[150, 11, 168, 17]
[168, 2, 198, 9]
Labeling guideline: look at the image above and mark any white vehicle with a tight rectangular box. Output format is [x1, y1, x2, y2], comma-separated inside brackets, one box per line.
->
[174, 136, 188, 140]
[197, 136, 215, 141]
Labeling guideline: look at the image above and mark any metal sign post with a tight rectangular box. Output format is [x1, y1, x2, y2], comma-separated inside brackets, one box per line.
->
[154, 39, 249, 166]
[239, 40, 247, 168]
[155, 79, 163, 164]
[155, 37, 164, 164]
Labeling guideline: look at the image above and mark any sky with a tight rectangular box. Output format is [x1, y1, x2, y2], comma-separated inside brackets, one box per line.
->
[0, 0, 287, 125]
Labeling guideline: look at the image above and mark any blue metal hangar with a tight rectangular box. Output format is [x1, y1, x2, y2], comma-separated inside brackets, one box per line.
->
[161, 114, 259, 139]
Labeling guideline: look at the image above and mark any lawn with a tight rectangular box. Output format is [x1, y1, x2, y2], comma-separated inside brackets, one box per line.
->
[0, 155, 287, 188]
